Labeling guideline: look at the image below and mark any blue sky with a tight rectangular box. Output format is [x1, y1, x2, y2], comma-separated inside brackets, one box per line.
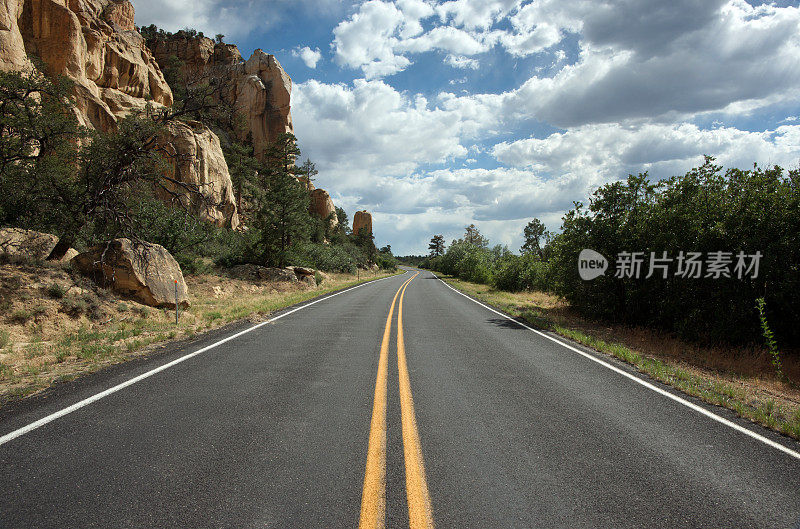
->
[133, 0, 800, 255]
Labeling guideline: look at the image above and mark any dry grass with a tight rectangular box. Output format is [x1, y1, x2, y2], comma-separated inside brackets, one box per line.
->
[0, 261, 398, 404]
[441, 276, 800, 440]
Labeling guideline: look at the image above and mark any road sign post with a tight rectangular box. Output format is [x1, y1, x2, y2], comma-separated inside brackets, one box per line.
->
[174, 280, 179, 324]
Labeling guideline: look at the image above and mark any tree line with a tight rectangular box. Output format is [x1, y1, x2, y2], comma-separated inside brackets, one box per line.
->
[419, 158, 800, 347]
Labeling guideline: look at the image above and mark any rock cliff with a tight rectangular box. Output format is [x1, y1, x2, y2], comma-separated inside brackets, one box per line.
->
[0, 0, 354, 237]
[148, 35, 293, 161]
[156, 120, 239, 229]
[0, 0, 237, 228]
[309, 189, 338, 230]
[1, 0, 172, 130]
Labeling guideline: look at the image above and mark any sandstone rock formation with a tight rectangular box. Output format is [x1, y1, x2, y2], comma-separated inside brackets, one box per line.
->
[1, 0, 172, 130]
[149, 35, 293, 160]
[72, 238, 189, 308]
[353, 210, 373, 237]
[0, 0, 29, 71]
[157, 120, 239, 229]
[0, 227, 76, 261]
[0, 0, 237, 227]
[309, 189, 338, 230]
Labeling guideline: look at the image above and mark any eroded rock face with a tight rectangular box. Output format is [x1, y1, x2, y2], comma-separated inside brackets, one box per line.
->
[1, 0, 237, 228]
[2, 0, 173, 130]
[157, 120, 239, 229]
[0, 0, 29, 70]
[353, 210, 373, 237]
[72, 238, 189, 308]
[309, 189, 338, 230]
[149, 37, 293, 160]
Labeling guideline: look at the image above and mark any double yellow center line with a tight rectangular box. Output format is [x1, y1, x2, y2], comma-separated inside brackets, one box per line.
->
[359, 272, 434, 529]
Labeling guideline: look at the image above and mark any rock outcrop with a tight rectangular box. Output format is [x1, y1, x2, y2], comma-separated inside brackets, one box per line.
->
[353, 210, 373, 237]
[2, 0, 172, 130]
[285, 266, 316, 287]
[157, 120, 239, 229]
[149, 35, 293, 160]
[72, 238, 189, 308]
[0, 0, 237, 227]
[228, 264, 297, 283]
[309, 189, 338, 230]
[0, 0, 28, 71]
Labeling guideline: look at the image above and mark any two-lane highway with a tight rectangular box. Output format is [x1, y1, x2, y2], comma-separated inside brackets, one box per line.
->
[1, 268, 799, 528]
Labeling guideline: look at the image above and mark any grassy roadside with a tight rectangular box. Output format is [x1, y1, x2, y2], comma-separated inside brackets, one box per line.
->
[0, 266, 401, 405]
[437, 275, 800, 441]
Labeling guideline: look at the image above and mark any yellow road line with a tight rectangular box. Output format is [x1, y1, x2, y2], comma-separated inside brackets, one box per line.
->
[359, 273, 417, 529]
[397, 275, 435, 529]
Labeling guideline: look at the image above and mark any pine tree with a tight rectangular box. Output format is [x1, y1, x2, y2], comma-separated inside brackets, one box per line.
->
[254, 133, 310, 267]
[428, 234, 445, 257]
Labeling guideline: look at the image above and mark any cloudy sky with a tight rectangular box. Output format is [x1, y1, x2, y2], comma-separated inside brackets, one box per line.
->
[133, 0, 800, 255]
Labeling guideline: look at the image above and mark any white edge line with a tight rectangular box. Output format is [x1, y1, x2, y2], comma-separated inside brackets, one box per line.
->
[432, 273, 800, 461]
[0, 272, 406, 447]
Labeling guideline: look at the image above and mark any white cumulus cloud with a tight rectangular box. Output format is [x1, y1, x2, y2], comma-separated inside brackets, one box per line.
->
[293, 46, 323, 68]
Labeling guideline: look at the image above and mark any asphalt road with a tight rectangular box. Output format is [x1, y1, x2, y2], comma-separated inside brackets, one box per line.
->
[1, 268, 799, 528]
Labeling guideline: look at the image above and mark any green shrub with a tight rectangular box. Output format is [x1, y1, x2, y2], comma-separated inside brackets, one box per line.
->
[0, 329, 9, 348]
[9, 309, 31, 324]
[314, 270, 324, 286]
[176, 254, 213, 276]
[47, 283, 66, 299]
[60, 298, 87, 317]
[756, 298, 783, 380]
[296, 242, 362, 273]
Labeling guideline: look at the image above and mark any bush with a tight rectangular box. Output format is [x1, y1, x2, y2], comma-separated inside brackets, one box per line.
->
[314, 270, 323, 286]
[550, 158, 800, 345]
[176, 254, 213, 276]
[47, 283, 66, 299]
[374, 252, 397, 271]
[60, 298, 87, 317]
[9, 309, 31, 324]
[294, 242, 362, 273]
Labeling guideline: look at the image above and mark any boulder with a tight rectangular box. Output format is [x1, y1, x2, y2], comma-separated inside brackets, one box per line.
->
[309, 189, 338, 229]
[228, 264, 297, 283]
[157, 120, 239, 229]
[291, 266, 315, 277]
[0, 227, 76, 261]
[0, 227, 57, 260]
[353, 210, 373, 236]
[72, 238, 189, 309]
